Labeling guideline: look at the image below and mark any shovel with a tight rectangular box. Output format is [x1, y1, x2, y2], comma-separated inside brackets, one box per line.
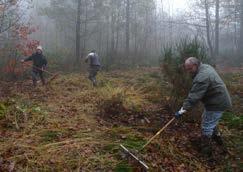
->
[120, 117, 175, 170]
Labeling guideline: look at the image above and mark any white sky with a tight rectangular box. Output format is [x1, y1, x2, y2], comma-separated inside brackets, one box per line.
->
[157, 0, 189, 15]
[173, 0, 189, 10]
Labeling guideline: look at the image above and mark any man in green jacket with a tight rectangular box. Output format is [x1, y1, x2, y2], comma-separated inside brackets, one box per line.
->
[175, 57, 232, 156]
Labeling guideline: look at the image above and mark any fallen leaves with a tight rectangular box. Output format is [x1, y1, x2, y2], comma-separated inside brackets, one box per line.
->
[0, 69, 241, 171]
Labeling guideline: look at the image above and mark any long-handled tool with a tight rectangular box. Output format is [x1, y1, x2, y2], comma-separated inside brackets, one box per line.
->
[23, 62, 59, 84]
[120, 117, 175, 170]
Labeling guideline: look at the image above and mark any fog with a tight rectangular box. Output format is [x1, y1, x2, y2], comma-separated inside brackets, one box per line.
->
[0, 0, 243, 69]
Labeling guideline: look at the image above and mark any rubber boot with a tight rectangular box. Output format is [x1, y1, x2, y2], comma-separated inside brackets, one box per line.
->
[190, 136, 202, 150]
[212, 127, 224, 146]
[212, 127, 228, 154]
[200, 135, 212, 157]
[40, 77, 46, 86]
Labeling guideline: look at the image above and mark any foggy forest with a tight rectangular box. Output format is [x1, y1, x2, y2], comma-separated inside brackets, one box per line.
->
[0, 0, 242, 171]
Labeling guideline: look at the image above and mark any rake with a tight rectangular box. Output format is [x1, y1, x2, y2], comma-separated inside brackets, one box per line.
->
[120, 117, 175, 170]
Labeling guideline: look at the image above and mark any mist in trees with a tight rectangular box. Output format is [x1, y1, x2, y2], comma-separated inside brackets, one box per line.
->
[0, 0, 243, 70]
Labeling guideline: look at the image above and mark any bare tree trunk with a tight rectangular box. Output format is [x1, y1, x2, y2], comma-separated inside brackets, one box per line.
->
[82, 0, 88, 59]
[154, 11, 158, 54]
[125, 0, 130, 58]
[160, 0, 165, 48]
[110, 2, 115, 57]
[76, 0, 81, 63]
[239, 0, 243, 58]
[234, 0, 238, 52]
[96, 2, 102, 54]
[215, 0, 219, 57]
[143, 6, 149, 55]
[134, 11, 138, 56]
[204, 0, 214, 57]
[98, 26, 102, 54]
[115, 20, 119, 54]
[106, 15, 110, 57]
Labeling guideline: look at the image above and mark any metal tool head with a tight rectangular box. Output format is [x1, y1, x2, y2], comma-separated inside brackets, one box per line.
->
[120, 144, 149, 170]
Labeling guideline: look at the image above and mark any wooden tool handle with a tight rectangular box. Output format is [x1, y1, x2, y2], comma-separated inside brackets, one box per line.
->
[142, 117, 175, 150]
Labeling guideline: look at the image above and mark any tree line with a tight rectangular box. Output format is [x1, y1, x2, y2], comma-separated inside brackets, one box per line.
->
[0, 0, 243, 70]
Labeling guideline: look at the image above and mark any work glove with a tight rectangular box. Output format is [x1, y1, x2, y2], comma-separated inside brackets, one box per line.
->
[41, 64, 47, 71]
[20, 59, 25, 63]
[175, 107, 187, 119]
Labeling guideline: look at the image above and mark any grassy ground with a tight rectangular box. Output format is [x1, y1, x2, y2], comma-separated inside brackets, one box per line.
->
[0, 68, 242, 171]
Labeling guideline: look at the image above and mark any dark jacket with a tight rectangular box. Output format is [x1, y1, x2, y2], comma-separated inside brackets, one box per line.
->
[24, 53, 47, 71]
[183, 64, 232, 111]
[85, 53, 101, 66]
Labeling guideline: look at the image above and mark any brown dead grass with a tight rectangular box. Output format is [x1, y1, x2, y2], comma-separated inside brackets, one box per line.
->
[0, 68, 241, 171]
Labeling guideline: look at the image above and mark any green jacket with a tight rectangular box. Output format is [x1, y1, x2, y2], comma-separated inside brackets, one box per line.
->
[183, 64, 232, 111]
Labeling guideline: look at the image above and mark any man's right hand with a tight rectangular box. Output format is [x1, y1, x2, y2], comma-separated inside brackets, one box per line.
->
[20, 59, 25, 63]
[175, 107, 187, 119]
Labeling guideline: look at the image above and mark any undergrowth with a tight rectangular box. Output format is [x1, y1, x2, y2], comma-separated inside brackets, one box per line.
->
[0, 68, 241, 171]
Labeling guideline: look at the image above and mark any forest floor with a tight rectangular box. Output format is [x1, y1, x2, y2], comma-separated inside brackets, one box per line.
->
[0, 68, 242, 171]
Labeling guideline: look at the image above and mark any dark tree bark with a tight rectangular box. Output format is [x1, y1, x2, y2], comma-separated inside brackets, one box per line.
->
[115, 20, 119, 54]
[215, 0, 220, 57]
[125, 0, 130, 58]
[134, 11, 138, 56]
[204, 0, 214, 57]
[239, 0, 243, 58]
[76, 0, 81, 63]
[81, 0, 88, 59]
[110, 1, 115, 57]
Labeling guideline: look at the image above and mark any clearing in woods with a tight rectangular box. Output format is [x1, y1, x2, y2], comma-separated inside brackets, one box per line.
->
[0, 68, 242, 171]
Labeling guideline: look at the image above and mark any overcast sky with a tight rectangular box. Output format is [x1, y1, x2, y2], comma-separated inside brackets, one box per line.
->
[156, 0, 189, 15]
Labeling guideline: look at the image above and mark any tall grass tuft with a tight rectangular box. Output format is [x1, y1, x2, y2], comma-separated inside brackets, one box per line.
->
[97, 84, 146, 116]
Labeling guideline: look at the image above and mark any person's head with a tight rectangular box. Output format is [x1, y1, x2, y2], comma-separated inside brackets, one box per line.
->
[184, 57, 201, 75]
[36, 45, 43, 54]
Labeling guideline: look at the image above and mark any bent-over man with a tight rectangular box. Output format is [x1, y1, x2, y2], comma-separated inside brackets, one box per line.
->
[175, 57, 232, 156]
